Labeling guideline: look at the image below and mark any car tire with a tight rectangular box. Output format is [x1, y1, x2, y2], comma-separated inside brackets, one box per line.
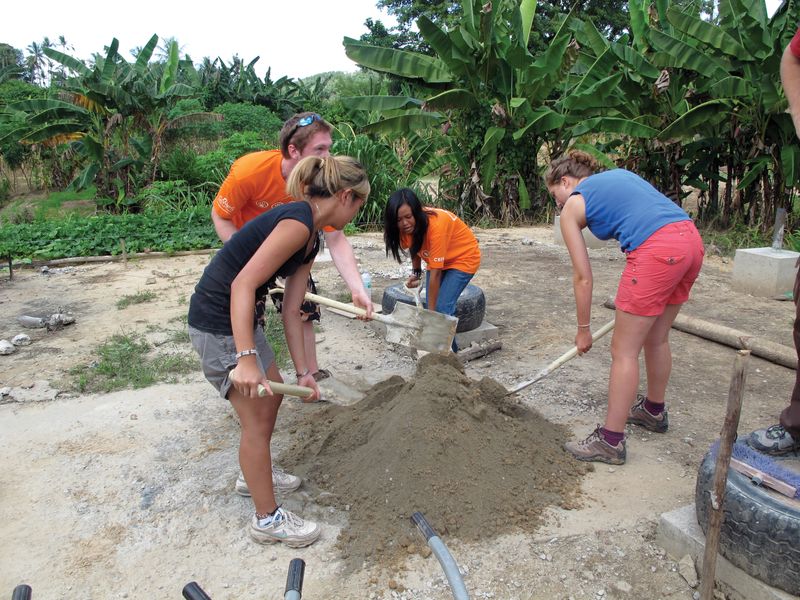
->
[381, 283, 485, 333]
[695, 446, 800, 595]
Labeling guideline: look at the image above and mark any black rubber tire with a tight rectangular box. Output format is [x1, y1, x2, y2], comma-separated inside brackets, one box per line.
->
[381, 283, 485, 333]
[695, 448, 800, 595]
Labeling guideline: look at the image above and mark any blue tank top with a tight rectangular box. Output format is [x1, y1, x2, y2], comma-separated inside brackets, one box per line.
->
[572, 169, 690, 252]
[188, 201, 318, 335]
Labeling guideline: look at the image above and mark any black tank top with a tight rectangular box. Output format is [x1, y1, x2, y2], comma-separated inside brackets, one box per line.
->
[188, 201, 319, 334]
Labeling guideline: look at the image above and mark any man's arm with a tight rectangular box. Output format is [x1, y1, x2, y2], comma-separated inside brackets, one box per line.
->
[781, 40, 800, 138]
[324, 230, 373, 317]
[211, 208, 239, 243]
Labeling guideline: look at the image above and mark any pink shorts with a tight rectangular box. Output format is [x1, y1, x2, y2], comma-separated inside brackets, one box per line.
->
[615, 220, 704, 317]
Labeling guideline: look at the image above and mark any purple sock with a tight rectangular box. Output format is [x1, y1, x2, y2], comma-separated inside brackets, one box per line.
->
[600, 427, 624, 446]
[644, 398, 665, 415]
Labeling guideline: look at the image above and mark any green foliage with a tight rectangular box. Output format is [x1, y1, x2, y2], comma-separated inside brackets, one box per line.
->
[0, 79, 44, 105]
[703, 222, 771, 255]
[262, 307, 289, 368]
[0, 177, 10, 203]
[195, 149, 233, 187]
[167, 98, 222, 140]
[214, 102, 284, 142]
[116, 291, 157, 310]
[220, 131, 267, 157]
[136, 180, 212, 212]
[71, 331, 196, 393]
[158, 148, 204, 185]
[332, 133, 403, 227]
[0, 205, 220, 260]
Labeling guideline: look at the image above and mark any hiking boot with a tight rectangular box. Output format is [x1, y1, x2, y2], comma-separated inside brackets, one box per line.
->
[235, 466, 302, 497]
[627, 394, 669, 433]
[747, 425, 800, 456]
[564, 427, 626, 465]
[249, 507, 320, 548]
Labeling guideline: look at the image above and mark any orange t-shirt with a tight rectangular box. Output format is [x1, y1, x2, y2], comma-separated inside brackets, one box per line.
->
[212, 149, 335, 232]
[400, 208, 481, 274]
[212, 150, 291, 230]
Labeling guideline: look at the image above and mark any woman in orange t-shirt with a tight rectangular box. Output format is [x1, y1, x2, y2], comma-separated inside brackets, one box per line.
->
[384, 189, 480, 347]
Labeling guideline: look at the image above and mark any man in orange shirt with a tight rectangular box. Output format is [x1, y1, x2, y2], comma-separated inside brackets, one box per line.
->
[212, 113, 372, 381]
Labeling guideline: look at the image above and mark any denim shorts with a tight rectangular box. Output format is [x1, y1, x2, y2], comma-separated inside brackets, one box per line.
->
[188, 325, 275, 400]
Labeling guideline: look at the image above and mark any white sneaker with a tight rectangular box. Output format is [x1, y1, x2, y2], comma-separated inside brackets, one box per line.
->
[235, 466, 302, 497]
[249, 507, 320, 547]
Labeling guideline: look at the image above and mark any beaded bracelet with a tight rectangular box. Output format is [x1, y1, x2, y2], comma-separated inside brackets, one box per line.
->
[235, 348, 257, 360]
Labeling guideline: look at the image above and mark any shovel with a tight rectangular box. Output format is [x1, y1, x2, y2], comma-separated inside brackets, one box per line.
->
[229, 366, 314, 400]
[506, 319, 615, 395]
[269, 289, 458, 354]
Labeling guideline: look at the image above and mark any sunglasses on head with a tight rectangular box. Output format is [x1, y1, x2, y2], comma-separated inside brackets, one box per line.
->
[287, 113, 322, 141]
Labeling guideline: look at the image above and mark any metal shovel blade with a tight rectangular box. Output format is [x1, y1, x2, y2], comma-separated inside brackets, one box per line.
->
[382, 301, 458, 354]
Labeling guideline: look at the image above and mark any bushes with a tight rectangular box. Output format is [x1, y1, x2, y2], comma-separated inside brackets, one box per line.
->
[214, 102, 283, 143]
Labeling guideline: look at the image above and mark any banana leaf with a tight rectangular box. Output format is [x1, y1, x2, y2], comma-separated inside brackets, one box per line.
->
[572, 117, 658, 138]
[361, 113, 444, 135]
[666, 6, 748, 59]
[658, 100, 731, 141]
[344, 96, 424, 112]
[343, 38, 452, 84]
[782, 146, 800, 188]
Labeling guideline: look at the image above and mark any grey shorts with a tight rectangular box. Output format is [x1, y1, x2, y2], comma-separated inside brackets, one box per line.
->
[188, 325, 276, 400]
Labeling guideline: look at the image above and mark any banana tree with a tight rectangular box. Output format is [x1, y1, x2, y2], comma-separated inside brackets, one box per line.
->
[343, 0, 581, 221]
[0, 36, 218, 206]
[650, 0, 800, 227]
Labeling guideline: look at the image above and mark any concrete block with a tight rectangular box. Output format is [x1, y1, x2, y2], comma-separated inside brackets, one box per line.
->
[732, 247, 799, 297]
[553, 216, 616, 249]
[657, 504, 796, 600]
[455, 320, 499, 349]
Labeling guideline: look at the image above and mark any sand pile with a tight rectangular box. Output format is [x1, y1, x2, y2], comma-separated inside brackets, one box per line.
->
[283, 353, 588, 570]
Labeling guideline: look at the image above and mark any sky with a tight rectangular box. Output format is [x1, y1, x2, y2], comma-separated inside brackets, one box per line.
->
[3, 0, 397, 80]
[2, 1, 788, 80]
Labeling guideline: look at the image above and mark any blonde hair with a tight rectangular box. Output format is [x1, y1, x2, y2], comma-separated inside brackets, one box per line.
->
[287, 155, 370, 201]
[544, 150, 600, 185]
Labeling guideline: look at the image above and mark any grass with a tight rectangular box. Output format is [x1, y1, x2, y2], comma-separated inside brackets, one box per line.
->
[262, 307, 290, 368]
[117, 291, 157, 309]
[1, 187, 98, 222]
[700, 223, 771, 256]
[71, 332, 197, 393]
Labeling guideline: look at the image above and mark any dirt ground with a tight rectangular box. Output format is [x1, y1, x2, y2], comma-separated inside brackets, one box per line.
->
[0, 226, 797, 600]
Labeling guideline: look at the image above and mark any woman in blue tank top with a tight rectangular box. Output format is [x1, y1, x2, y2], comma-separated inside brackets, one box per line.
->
[188, 155, 369, 547]
[544, 150, 704, 465]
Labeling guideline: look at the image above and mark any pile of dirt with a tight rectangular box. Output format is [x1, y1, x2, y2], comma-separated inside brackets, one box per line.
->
[283, 353, 589, 571]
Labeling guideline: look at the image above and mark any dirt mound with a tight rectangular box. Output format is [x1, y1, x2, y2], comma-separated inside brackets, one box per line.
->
[284, 353, 589, 571]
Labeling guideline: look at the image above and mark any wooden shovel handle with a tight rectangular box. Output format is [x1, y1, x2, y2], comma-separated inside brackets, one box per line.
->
[540, 319, 615, 373]
[506, 319, 615, 394]
[269, 289, 393, 324]
[257, 381, 313, 399]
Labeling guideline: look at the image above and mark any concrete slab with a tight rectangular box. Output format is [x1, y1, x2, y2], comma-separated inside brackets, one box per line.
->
[656, 504, 796, 600]
[455, 320, 499, 348]
[732, 247, 799, 297]
[553, 215, 617, 249]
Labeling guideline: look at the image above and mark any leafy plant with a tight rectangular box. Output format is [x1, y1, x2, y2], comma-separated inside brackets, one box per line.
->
[136, 180, 211, 212]
[0, 205, 220, 261]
